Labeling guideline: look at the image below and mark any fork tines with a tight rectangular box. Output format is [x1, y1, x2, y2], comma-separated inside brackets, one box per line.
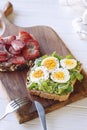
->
[10, 97, 29, 108]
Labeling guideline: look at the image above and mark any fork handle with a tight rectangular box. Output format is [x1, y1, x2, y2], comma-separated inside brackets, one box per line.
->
[0, 113, 8, 120]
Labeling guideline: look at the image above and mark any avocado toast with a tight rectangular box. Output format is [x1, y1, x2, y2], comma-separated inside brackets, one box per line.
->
[26, 52, 83, 101]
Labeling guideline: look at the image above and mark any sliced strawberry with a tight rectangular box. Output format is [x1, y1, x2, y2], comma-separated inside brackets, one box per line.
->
[5, 36, 16, 51]
[0, 44, 8, 56]
[11, 39, 25, 51]
[0, 38, 5, 45]
[27, 40, 40, 50]
[7, 35, 16, 45]
[22, 39, 40, 60]
[26, 50, 40, 60]
[0, 55, 8, 62]
[22, 46, 40, 60]
[19, 31, 33, 43]
[0, 36, 2, 39]
[9, 56, 26, 65]
[9, 46, 21, 55]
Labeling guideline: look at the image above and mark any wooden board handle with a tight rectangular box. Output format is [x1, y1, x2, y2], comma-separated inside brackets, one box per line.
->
[0, 1, 14, 36]
[0, 1, 21, 37]
[3, 1, 13, 16]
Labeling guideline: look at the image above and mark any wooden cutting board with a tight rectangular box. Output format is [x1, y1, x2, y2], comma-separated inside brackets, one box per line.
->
[0, 2, 87, 124]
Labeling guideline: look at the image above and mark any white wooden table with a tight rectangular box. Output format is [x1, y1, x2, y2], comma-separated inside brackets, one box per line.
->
[0, 0, 87, 130]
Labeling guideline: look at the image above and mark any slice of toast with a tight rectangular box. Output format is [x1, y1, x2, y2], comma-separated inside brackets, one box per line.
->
[26, 53, 83, 101]
[29, 90, 70, 101]
[0, 31, 40, 71]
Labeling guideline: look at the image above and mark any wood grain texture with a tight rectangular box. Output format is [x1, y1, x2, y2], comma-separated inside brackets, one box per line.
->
[0, 11, 87, 124]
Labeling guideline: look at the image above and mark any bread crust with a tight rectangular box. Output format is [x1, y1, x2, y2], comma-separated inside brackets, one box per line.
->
[29, 90, 70, 101]
[0, 60, 33, 71]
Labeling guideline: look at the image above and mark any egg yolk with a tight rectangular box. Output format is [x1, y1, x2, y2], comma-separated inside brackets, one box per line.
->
[64, 59, 74, 66]
[32, 70, 44, 78]
[43, 59, 57, 70]
[53, 71, 65, 80]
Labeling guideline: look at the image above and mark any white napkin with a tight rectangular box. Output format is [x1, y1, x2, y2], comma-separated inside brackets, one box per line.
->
[59, 0, 87, 6]
[72, 10, 87, 39]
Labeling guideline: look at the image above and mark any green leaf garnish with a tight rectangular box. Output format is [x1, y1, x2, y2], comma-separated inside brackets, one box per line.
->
[52, 51, 63, 60]
[65, 55, 73, 59]
[76, 73, 83, 81]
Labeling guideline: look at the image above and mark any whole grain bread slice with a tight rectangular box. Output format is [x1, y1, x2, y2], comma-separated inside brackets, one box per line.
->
[29, 90, 70, 101]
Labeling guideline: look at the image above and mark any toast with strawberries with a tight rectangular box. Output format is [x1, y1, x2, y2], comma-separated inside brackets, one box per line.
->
[0, 31, 40, 71]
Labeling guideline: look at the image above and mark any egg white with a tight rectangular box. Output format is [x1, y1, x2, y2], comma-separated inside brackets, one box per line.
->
[60, 59, 77, 70]
[50, 68, 70, 83]
[30, 66, 49, 83]
[41, 57, 59, 72]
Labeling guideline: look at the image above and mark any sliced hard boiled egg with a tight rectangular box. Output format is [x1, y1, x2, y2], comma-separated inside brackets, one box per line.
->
[50, 68, 70, 83]
[60, 59, 77, 70]
[41, 57, 59, 72]
[30, 66, 49, 83]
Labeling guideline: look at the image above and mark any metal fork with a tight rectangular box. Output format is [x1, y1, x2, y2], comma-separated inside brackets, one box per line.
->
[0, 97, 47, 130]
[0, 97, 29, 120]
